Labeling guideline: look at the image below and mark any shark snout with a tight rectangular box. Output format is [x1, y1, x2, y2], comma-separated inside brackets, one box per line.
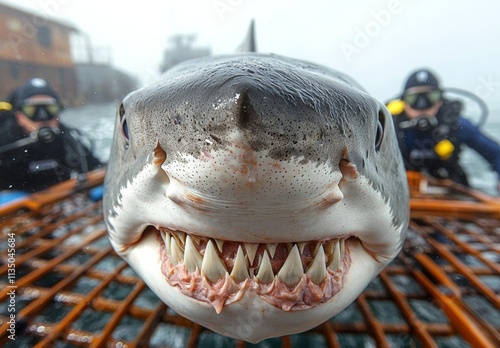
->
[162, 142, 346, 212]
[150, 140, 364, 244]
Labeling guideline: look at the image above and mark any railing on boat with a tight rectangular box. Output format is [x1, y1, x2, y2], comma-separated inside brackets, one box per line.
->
[0, 169, 498, 347]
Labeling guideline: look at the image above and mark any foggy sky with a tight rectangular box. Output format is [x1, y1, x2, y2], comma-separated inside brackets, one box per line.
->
[3, 0, 500, 113]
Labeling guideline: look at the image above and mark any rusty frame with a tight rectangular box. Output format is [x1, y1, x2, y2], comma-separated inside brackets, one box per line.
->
[0, 170, 498, 347]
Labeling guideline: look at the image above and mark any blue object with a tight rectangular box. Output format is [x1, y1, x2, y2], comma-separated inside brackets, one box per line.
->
[89, 185, 104, 201]
[0, 191, 28, 206]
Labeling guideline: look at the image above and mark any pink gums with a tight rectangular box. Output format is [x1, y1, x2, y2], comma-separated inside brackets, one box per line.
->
[159, 237, 351, 313]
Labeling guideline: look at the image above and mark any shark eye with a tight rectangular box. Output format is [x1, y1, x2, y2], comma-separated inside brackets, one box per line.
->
[119, 103, 129, 147]
[375, 110, 384, 152]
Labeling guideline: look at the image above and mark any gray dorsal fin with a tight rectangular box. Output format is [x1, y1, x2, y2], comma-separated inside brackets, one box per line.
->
[235, 19, 257, 52]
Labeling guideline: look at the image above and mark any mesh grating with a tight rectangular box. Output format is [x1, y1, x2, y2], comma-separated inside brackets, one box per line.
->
[0, 172, 499, 347]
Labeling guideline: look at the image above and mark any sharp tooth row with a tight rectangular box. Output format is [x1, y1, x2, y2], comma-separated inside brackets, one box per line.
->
[161, 231, 346, 286]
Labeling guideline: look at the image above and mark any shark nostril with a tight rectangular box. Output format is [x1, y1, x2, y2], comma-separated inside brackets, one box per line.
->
[153, 142, 167, 166]
[339, 159, 359, 181]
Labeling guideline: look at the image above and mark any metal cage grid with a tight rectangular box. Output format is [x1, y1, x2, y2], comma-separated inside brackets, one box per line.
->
[0, 179, 499, 347]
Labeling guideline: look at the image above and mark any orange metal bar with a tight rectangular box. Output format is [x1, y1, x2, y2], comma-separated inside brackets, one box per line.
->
[410, 199, 500, 219]
[356, 293, 390, 348]
[413, 253, 462, 299]
[0, 228, 106, 305]
[445, 218, 500, 254]
[0, 215, 102, 277]
[326, 322, 366, 334]
[187, 324, 202, 348]
[319, 322, 341, 348]
[0, 244, 111, 338]
[89, 281, 146, 347]
[406, 250, 500, 343]
[132, 303, 168, 347]
[424, 218, 500, 274]
[378, 271, 438, 348]
[33, 261, 128, 347]
[12, 201, 100, 248]
[412, 270, 496, 348]
[282, 335, 292, 348]
[424, 235, 500, 308]
[407, 170, 500, 219]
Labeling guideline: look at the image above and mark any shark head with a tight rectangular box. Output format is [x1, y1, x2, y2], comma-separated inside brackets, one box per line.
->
[103, 53, 409, 343]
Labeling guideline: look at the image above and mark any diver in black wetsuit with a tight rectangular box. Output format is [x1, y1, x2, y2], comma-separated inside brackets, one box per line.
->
[0, 78, 102, 193]
[389, 69, 500, 192]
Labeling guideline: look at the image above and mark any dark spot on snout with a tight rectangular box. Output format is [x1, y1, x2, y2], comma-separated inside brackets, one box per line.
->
[237, 91, 255, 129]
[173, 114, 182, 125]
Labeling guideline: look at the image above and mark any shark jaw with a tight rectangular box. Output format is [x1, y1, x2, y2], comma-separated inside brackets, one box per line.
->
[159, 229, 351, 313]
[117, 227, 391, 343]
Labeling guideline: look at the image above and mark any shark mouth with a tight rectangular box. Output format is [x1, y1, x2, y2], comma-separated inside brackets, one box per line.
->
[157, 228, 351, 313]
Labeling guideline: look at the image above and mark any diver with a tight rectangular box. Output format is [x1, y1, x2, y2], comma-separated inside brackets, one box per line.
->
[388, 69, 500, 191]
[0, 78, 102, 193]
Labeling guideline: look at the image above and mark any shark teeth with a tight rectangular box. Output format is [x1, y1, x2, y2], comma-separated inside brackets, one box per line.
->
[256, 251, 274, 284]
[306, 245, 327, 284]
[244, 243, 259, 265]
[170, 236, 184, 265]
[230, 246, 250, 282]
[277, 245, 304, 287]
[201, 240, 228, 283]
[327, 240, 341, 271]
[267, 244, 277, 258]
[160, 230, 347, 286]
[184, 235, 202, 272]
